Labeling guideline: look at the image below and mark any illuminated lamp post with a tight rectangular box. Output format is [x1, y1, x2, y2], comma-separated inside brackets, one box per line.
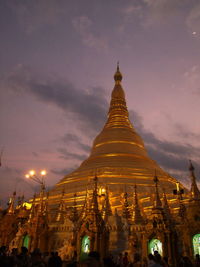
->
[25, 169, 46, 192]
[25, 169, 47, 209]
[25, 170, 47, 250]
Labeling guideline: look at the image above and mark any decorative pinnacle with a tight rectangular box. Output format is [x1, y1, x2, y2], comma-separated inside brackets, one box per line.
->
[153, 171, 162, 208]
[153, 170, 159, 184]
[188, 160, 200, 200]
[132, 184, 144, 224]
[189, 160, 194, 171]
[114, 62, 122, 83]
[122, 191, 131, 219]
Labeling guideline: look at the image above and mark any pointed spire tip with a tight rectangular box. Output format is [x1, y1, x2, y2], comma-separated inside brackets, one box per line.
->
[114, 62, 122, 82]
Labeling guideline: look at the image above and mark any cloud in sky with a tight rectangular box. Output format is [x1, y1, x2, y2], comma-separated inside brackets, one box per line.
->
[51, 167, 78, 176]
[129, 111, 200, 184]
[60, 133, 91, 153]
[57, 147, 87, 161]
[0, 166, 38, 204]
[5, 65, 107, 133]
[3, 65, 200, 187]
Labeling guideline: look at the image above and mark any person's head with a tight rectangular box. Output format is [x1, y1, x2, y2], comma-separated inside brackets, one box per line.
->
[55, 251, 58, 256]
[12, 248, 18, 255]
[153, 250, 159, 256]
[196, 254, 200, 260]
[21, 246, 28, 254]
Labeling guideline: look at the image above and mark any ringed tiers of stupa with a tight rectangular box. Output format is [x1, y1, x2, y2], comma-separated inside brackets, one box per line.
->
[48, 65, 184, 212]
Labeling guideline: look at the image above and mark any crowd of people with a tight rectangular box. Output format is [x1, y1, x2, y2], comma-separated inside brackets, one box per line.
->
[0, 246, 62, 267]
[0, 246, 200, 267]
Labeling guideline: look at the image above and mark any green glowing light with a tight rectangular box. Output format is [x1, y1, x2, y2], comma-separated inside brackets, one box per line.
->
[148, 239, 162, 256]
[193, 234, 200, 256]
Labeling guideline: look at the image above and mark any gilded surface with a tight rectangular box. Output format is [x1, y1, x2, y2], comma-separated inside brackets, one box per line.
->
[49, 67, 180, 209]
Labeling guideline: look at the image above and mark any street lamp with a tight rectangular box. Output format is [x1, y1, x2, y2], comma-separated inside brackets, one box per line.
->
[25, 170, 47, 214]
[25, 169, 47, 192]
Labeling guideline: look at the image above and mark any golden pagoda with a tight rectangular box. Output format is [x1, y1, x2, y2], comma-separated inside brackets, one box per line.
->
[49, 64, 179, 210]
[0, 65, 200, 265]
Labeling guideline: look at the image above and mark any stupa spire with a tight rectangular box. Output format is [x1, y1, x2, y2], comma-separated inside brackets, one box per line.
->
[81, 189, 90, 219]
[122, 191, 131, 219]
[90, 175, 100, 215]
[114, 62, 122, 83]
[153, 172, 162, 208]
[132, 185, 144, 224]
[56, 189, 65, 222]
[69, 193, 79, 223]
[189, 160, 200, 200]
[102, 187, 112, 219]
[7, 191, 16, 215]
[162, 189, 171, 219]
[104, 64, 133, 129]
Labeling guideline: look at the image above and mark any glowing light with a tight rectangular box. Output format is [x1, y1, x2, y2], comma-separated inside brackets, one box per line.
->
[192, 31, 197, 35]
[25, 174, 30, 179]
[23, 202, 32, 209]
[29, 170, 35, 176]
[41, 170, 47, 176]
[176, 182, 180, 191]
[101, 188, 106, 194]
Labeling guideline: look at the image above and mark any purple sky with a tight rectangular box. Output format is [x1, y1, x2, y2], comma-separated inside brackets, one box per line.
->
[1, 0, 200, 204]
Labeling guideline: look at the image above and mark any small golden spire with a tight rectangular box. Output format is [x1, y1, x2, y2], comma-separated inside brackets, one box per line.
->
[114, 62, 122, 83]
[90, 175, 99, 214]
[132, 185, 144, 224]
[122, 191, 131, 220]
[153, 171, 162, 208]
[69, 193, 79, 223]
[56, 190, 66, 222]
[189, 160, 200, 200]
[7, 191, 16, 215]
[162, 189, 171, 219]
[102, 186, 112, 219]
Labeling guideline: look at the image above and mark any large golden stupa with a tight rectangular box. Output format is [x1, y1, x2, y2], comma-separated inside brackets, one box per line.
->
[49, 65, 179, 209]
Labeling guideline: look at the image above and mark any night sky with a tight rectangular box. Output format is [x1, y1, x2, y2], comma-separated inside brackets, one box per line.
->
[1, 0, 200, 204]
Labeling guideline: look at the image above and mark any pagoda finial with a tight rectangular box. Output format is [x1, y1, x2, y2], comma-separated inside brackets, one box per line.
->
[153, 171, 162, 208]
[69, 193, 79, 223]
[162, 189, 171, 219]
[7, 191, 16, 215]
[81, 188, 90, 218]
[132, 185, 144, 224]
[189, 160, 200, 200]
[91, 175, 99, 213]
[56, 190, 66, 222]
[122, 191, 131, 220]
[102, 186, 112, 219]
[114, 62, 122, 83]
